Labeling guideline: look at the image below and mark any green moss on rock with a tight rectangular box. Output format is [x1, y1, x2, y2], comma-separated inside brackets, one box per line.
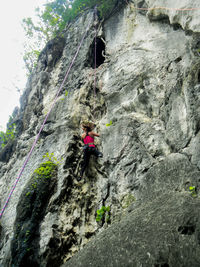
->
[10, 160, 58, 267]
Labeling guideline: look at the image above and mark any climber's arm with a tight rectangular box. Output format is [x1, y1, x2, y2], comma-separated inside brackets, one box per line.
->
[91, 131, 100, 137]
[81, 133, 86, 141]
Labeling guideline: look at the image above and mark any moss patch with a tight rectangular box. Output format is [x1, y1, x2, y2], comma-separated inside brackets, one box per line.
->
[11, 160, 58, 267]
[121, 194, 136, 209]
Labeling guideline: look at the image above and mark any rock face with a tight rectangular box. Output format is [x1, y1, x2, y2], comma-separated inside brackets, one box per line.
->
[0, 0, 200, 266]
[63, 193, 200, 267]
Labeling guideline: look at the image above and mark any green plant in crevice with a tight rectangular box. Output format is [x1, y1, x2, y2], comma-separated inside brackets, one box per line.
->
[0, 122, 16, 148]
[33, 161, 57, 180]
[42, 152, 60, 165]
[60, 90, 69, 101]
[189, 186, 197, 198]
[25, 230, 30, 237]
[25, 152, 59, 197]
[106, 120, 113, 127]
[96, 206, 110, 223]
[12, 152, 58, 265]
[25, 192, 31, 197]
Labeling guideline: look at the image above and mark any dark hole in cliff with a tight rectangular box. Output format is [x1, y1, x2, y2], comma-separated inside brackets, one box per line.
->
[198, 70, 200, 83]
[178, 225, 195, 235]
[174, 56, 182, 63]
[85, 232, 94, 239]
[88, 37, 105, 68]
[172, 23, 182, 31]
[72, 218, 80, 227]
[137, 0, 148, 15]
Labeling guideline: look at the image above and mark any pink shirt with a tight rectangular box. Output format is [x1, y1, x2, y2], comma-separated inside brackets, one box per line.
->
[84, 135, 95, 147]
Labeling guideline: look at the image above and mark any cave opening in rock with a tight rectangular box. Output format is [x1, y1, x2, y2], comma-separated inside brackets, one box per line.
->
[198, 70, 200, 83]
[89, 37, 106, 69]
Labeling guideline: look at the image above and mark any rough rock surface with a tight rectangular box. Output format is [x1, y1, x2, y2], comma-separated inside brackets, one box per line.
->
[0, 0, 200, 266]
[63, 193, 200, 267]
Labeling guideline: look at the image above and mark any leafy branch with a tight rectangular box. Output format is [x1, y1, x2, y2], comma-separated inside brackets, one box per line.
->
[0, 118, 16, 149]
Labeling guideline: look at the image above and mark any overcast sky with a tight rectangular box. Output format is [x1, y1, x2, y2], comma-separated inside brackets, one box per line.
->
[0, 0, 48, 130]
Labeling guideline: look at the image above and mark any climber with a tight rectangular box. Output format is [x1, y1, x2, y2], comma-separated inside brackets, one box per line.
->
[78, 122, 103, 181]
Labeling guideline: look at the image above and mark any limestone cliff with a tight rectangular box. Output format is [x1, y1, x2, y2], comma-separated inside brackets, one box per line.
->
[0, 0, 200, 266]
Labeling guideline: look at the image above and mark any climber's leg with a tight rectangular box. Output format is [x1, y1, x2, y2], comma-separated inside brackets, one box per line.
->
[79, 149, 91, 180]
[91, 147, 103, 158]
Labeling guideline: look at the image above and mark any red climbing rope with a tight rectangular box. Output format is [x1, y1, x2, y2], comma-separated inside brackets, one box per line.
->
[0, 12, 95, 220]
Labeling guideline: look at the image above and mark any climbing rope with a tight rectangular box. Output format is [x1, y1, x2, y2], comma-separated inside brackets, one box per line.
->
[0, 10, 95, 220]
[93, 5, 97, 110]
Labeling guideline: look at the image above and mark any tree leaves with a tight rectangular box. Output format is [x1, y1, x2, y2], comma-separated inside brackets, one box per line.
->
[0, 120, 16, 149]
[22, 0, 122, 74]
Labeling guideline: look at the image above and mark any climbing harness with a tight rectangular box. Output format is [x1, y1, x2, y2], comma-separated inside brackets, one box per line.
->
[0, 9, 96, 220]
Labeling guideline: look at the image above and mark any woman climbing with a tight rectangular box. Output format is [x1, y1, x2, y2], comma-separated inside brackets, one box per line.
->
[78, 121, 103, 181]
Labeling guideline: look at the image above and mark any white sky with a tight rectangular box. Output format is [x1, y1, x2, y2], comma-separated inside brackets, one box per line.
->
[0, 0, 48, 130]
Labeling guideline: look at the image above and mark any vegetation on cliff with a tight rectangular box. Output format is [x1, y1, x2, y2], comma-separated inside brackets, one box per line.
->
[11, 153, 58, 267]
[22, 0, 125, 74]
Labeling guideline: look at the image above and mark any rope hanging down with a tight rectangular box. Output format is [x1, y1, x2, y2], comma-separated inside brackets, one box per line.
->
[0, 10, 95, 220]
[93, 5, 97, 108]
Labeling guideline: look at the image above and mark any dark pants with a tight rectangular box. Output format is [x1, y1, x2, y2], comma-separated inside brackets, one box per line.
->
[80, 146, 102, 177]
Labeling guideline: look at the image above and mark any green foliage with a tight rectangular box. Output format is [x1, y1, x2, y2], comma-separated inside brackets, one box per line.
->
[68, 0, 119, 21]
[42, 152, 60, 165]
[98, 0, 119, 19]
[60, 90, 69, 100]
[189, 186, 197, 198]
[96, 206, 110, 223]
[106, 120, 113, 127]
[25, 192, 31, 197]
[25, 152, 59, 197]
[23, 48, 40, 76]
[0, 121, 16, 148]
[22, 0, 122, 74]
[25, 230, 30, 237]
[33, 161, 56, 179]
